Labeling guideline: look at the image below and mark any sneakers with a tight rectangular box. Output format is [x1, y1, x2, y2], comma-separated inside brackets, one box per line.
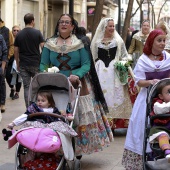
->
[165, 149, 170, 160]
[10, 89, 15, 98]
[12, 93, 19, 100]
[1, 105, 5, 113]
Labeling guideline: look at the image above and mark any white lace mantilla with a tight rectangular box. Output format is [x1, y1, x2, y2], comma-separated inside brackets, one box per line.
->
[44, 34, 84, 53]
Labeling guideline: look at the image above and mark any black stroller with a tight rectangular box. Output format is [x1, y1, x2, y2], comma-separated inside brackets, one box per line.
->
[10, 73, 82, 170]
[143, 78, 170, 170]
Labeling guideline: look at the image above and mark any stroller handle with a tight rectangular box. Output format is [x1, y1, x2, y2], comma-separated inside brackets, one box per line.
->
[76, 79, 82, 88]
[70, 79, 82, 89]
[28, 112, 66, 122]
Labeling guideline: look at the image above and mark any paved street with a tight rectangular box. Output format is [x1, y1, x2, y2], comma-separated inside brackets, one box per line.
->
[0, 85, 126, 170]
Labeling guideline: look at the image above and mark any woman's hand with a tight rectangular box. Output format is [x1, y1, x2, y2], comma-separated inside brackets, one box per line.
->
[69, 75, 79, 84]
[138, 79, 160, 87]
[149, 79, 160, 85]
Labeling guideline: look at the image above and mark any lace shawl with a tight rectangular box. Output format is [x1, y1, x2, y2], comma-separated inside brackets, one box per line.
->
[44, 34, 84, 53]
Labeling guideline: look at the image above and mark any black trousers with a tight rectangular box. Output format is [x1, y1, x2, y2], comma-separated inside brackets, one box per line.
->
[6, 62, 22, 92]
[0, 67, 6, 105]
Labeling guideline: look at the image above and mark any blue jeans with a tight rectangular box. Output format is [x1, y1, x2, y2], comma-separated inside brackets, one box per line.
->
[19, 66, 39, 107]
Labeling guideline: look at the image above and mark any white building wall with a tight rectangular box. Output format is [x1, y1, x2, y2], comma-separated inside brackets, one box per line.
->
[1, 0, 14, 31]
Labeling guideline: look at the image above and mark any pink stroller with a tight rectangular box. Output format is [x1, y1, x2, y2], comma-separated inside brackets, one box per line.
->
[8, 73, 82, 170]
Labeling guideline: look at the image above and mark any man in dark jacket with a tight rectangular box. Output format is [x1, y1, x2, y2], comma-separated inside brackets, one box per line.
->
[0, 34, 8, 121]
[0, 18, 14, 112]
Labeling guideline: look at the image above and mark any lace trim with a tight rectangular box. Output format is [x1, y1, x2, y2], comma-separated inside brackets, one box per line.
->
[44, 34, 84, 53]
[106, 85, 132, 119]
[78, 94, 94, 115]
[98, 39, 117, 49]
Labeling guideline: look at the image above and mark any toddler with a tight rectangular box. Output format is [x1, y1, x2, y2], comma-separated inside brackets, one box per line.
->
[149, 79, 170, 159]
[8, 90, 73, 129]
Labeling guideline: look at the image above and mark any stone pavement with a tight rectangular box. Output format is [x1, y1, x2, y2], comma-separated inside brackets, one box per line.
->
[0, 85, 126, 170]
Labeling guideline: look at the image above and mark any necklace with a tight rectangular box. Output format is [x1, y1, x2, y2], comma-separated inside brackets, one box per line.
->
[59, 35, 70, 55]
[102, 38, 113, 58]
[151, 52, 163, 61]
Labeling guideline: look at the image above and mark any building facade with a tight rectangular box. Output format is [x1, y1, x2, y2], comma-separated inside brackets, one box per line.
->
[0, 0, 118, 39]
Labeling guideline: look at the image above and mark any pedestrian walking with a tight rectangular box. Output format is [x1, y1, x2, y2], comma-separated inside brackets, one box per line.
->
[90, 17, 132, 130]
[122, 29, 170, 170]
[156, 20, 170, 54]
[14, 13, 45, 107]
[40, 13, 113, 157]
[128, 20, 151, 68]
[0, 35, 8, 121]
[76, 26, 91, 46]
[0, 18, 14, 112]
[6, 25, 22, 100]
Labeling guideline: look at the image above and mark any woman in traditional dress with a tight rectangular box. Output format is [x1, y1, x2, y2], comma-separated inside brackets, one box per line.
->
[156, 20, 170, 54]
[128, 20, 151, 68]
[90, 18, 132, 130]
[40, 14, 113, 157]
[122, 29, 170, 169]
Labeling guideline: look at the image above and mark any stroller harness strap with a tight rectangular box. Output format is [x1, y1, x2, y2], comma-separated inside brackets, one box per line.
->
[57, 53, 71, 71]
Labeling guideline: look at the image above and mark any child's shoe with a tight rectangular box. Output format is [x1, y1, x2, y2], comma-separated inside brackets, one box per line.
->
[165, 150, 170, 160]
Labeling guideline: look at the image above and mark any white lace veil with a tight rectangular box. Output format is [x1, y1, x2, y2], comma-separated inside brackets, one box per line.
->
[90, 17, 128, 62]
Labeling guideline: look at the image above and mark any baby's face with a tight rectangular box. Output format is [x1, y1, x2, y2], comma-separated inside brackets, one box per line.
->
[159, 85, 170, 103]
[36, 95, 50, 108]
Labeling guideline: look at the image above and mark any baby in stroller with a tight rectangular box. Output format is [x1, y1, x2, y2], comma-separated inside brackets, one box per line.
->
[8, 90, 73, 129]
[149, 79, 170, 160]
[5, 72, 80, 170]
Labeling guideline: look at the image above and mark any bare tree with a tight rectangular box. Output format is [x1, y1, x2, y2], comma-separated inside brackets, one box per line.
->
[91, 0, 104, 38]
[122, 0, 134, 42]
[157, 0, 168, 24]
[131, 0, 143, 18]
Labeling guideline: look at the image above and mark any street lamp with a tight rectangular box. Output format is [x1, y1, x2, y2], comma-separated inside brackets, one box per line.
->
[117, 0, 121, 34]
[69, 0, 74, 16]
[121, 8, 124, 34]
[150, 0, 156, 28]
[121, 8, 124, 26]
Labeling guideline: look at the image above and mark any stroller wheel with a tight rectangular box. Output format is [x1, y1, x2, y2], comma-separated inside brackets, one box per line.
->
[74, 159, 81, 170]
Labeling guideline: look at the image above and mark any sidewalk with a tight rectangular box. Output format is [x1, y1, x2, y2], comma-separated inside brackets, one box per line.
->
[0, 85, 126, 170]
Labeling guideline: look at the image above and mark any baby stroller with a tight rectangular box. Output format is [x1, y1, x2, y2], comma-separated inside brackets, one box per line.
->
[143, 78, 170, 170]
[8, 73, 81, 170]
